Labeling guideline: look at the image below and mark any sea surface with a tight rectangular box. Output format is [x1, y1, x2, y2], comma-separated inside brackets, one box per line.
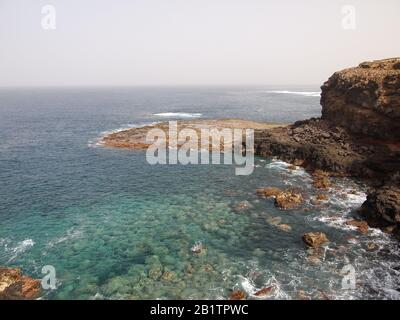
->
[0, 87, 399, 300]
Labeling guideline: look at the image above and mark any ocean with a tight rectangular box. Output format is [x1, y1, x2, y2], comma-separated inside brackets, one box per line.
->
[0, 87, 399, 300]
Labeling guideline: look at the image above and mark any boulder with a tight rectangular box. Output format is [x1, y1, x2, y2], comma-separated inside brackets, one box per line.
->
[275, 190, 303, 209]
[302, 232, 329, 247]
[229, 290, 247, 300]
[361, 185, 400, 226]
[346, 220, 369, 234]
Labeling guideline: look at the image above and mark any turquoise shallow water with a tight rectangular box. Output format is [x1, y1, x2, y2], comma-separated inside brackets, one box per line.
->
[0, 87, 399, 299]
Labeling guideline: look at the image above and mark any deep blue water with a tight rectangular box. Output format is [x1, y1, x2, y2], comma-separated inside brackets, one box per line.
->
[0, 87, 399, 300]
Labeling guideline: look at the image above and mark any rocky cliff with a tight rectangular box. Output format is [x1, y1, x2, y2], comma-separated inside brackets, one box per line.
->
[321, 58, 400, 140]
[255, 58, 400, 235]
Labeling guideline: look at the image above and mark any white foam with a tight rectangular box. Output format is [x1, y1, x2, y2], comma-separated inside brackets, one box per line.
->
[153, 112, 202, 118]
[88, 121, 160, 148]
[46, 227, 83, 249]
[268, 90, 321, 97]
[0, 238, 35, 263]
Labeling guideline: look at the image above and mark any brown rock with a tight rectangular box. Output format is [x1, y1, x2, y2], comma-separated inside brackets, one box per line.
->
[256, 187, 281, 198]
[361, 186, 400, 227]
[366, 242, 379, 251]
[383, 225, 397, 234]
[346, 220, 369, 234]
[316, 194, 329, 201]
[229, 290, 247, 300]
[254, 286, 275, 297]
[275, 190, 303, 209]
[302, 232, 329, 247]
[161, 271, 176, 282]
[321, 58, 400, 140]
[0, 267, 41, 300]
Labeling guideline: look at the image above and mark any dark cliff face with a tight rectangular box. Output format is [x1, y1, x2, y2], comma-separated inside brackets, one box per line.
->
[320, 58, 400, 141]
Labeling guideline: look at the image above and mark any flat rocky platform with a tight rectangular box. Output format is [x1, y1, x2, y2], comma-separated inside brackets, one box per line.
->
[101, 118, 285, 150]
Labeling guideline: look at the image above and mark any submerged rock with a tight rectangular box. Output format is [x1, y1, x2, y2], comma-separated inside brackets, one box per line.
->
[148, 267, 163, 280]
[266, 216, 282, 226]
[161, 271, 177, 282]
[302, 232, 329, 247]
[234, 201, 252, 211]
[275, 190, 303, 209]
[0, 267, 41, 300]
[256, 187, 281, 198]
[190, 241, 205, 255]
[276, 224, 292, 232]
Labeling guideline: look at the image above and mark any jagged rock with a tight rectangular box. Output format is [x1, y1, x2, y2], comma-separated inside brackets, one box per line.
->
[346, 220, 369, 234]
[275, 190, 303, 209]
[361, 186, 400, 227]
[302, 232, 329, 247]
[254, 286, 275, 297]
[321, 58, 400, 140]
[0, 267, 41, 300]
[229, 290, 247, 300]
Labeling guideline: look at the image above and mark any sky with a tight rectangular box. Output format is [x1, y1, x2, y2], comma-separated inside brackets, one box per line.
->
[0, 0, 399, 86]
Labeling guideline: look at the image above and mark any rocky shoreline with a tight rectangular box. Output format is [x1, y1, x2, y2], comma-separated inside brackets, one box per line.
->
[255, 58, 400, 237]
[2, 58, 398, 300]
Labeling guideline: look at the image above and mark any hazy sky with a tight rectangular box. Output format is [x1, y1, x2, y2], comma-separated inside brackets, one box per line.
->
[0, 0, 399, 86]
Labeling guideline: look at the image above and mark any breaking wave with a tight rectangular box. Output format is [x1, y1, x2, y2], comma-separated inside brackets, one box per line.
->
[153, 112, 202, 118]
[268, 90, 321, 97]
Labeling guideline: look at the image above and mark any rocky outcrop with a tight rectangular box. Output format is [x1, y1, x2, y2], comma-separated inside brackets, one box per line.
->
[255, 58, 400, 234]
[274, 190, 303, 210]
[321, 58, 400, 140]
[302, 232, 329, 247]
[0, 267, 41, 300]
[361, 185, 400, 229]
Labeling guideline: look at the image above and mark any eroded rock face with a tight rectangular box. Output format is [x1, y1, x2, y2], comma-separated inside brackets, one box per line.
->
[255, 59, 400, 234]
[321, 58, 400, 141]
[0, 267, 41, 300]
[361, 186, 400, 226]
